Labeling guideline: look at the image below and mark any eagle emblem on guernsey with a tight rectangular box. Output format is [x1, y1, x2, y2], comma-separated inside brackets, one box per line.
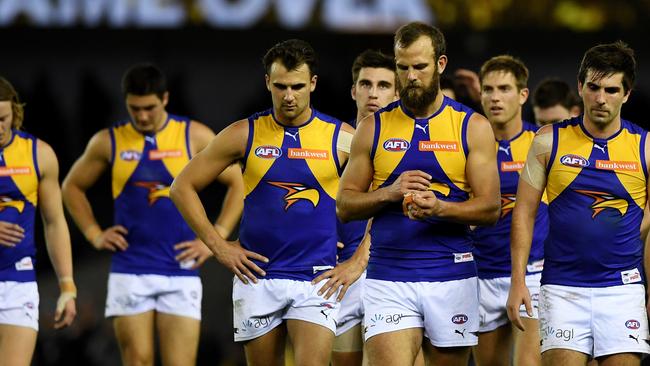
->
[500, 193, 517, 218]
[574, 189, 628, 218]
[0, 196, 25, 213]
[133, 182, 171, 205]
[267, 181, 320, 210]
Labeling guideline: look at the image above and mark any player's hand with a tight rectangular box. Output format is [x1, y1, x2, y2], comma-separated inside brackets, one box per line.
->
[506, 281, 533, 331]
[454, 69, 481, 103]
[384, 170, 431, 202]
[175, 239, 213, 269]
[54, 278, 77, 329]
[211, 240, 268, 284]
[91, 225, 128, 251]
[312, 257, 365, 302]
[0, 221, 25, 247]
[406, 191, 441, 219]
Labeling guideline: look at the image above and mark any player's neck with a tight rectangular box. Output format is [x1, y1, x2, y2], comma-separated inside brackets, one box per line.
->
[492, 115, 523, 141]
[153, 111, 169, 132]
[356, 111, 372, 125]
[411, 91, 444, 119]
[583, 115, 622, 139]
[276, 106, 312, 127]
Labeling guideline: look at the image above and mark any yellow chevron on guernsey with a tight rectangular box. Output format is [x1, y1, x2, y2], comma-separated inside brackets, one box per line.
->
[133, 181, 171, 205]
[267, 181, 320, 210]
[0, 196, 25, 213]
[574, 189, 628, 218]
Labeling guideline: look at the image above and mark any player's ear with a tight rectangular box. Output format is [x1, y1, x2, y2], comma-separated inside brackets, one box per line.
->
[265, 74, 271, 91]
[310, 75, 317, 92]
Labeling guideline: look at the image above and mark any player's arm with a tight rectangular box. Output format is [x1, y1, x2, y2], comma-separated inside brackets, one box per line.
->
[175, 121, 245, 268]
[37, 140, 77, 329]
[62, 130, 128, 251]
[337, 118, 430, 222]
[170, 120, 268, 283]
[506, 125, 552, 331]
[409, 113, 500, 225]
[313, 219, 372, 301]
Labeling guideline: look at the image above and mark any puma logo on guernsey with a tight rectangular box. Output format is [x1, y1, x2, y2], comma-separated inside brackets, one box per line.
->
[414, 124, 428, 134]
[0, 166, 31, 176]
[574, 189, 628, 218]
[593, 144, 607, 154]
[285, 130, 299, 141]
[133, 181, 170, 205]
[267, 181, 320, 210]
[498, 145, 511, 156]
[500, 193, 517, 218]
[0, 196, 25, 213]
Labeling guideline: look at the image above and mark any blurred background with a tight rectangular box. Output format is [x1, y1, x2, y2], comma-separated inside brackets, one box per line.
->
[1, 0, 650, 364]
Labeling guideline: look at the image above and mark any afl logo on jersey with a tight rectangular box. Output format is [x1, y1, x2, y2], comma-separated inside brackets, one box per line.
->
[625, 320, 641, 329]
[255, 145, 282, 159]
[383, 138, 410, 152]
[451, 314, 468, 325]
[560, 154, 589, 168]
[120, 150, 142, 161]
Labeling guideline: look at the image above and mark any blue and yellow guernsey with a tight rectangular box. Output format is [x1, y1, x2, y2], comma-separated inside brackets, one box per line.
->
[473, 121, 547, 279]
[109, 115, 197, 276]
[544, 116, 647, 287]
[0, 130, 40, 282]
[369, 97, 476, 282]
[240, 108, 342, 281]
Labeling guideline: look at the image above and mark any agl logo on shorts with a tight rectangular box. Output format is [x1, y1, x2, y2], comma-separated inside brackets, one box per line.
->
[383, 138, 410, 152]
[255, 145, 282, 159]
[560, 154, 589, 168]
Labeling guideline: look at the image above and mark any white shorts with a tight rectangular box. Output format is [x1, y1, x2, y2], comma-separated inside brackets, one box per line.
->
[336, 272, 365, 337]
[105, 273, 202, 320]
[479, 273, 541, 332]
[539, 284, 650, 358]
[363, 277, 479, 347]
[232, 277, 340, 342]
[0, 281, 39, 331]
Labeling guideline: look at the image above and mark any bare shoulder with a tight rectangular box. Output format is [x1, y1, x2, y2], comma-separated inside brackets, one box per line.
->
[35, 138, 59, 177]
[340, 121, 355, 134]
[189, 120, 215, 139]
[536, 124, 553, 136]
[218, 118, 250, 139]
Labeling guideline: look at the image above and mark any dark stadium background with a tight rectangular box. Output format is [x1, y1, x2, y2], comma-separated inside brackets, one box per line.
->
[1, 1, 650, 364]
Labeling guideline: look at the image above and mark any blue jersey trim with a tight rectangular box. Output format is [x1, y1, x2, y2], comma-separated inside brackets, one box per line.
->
[185, 119, 193, 159]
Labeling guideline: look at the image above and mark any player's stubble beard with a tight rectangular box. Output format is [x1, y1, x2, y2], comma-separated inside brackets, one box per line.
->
[398, 68, 440, 117]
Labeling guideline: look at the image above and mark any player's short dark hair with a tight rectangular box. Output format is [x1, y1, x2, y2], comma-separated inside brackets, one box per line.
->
[533, 79, 582, 110]
[578, 41, 636, 93]
[351, 50, 395, 84]
[394, 22, 446, 60]
[121, 63, 167, 99]
[263, 39, 318, 77]
[0, 76, 25, 129]
[479, 55, 529, 90]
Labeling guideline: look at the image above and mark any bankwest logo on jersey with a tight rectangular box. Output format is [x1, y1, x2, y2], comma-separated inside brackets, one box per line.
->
[267, 181, 320, 210]
[287, 148, 329, 160]
[0, 196, 25, 213]
[149, 149, 182, 160]
[133, 181, 170, 205]
[501, 161, 525, 172]
[595, 160, 639, 172]
[419, 141, 459, 152]
[574, 189, 628, 218]
[0, 167, 31, 176]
